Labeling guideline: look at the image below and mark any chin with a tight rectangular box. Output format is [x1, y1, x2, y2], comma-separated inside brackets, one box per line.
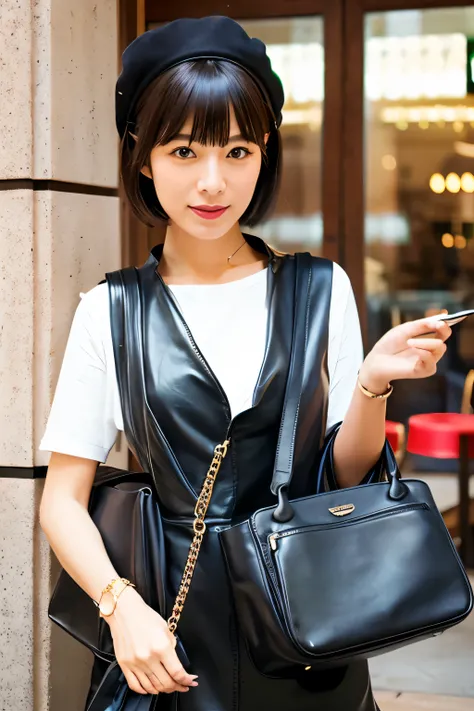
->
[175, 215, 241, 241]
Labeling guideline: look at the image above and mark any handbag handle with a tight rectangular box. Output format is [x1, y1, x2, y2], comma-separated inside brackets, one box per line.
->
[271, 256, 408, 524]
[319, 423, 407, 497]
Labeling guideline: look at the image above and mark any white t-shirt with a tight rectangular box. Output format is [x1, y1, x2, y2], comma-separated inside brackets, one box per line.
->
[39, 262, 363, 463]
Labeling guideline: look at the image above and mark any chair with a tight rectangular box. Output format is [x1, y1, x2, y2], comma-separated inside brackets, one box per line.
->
[407, 370, 474, 567]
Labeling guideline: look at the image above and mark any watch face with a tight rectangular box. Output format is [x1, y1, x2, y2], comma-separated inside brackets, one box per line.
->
[99, 591, 116, 617]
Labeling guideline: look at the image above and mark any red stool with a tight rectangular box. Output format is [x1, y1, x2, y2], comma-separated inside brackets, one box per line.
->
[385, 420, 405, 463]
[407, 413, 474, 567]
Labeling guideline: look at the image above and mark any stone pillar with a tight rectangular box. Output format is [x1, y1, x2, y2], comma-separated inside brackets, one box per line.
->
[0, 1, 126, 709]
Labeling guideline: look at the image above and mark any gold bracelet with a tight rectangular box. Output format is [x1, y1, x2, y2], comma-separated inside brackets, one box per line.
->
[357, 376, 393, 400]
[94, 577, 136, 617]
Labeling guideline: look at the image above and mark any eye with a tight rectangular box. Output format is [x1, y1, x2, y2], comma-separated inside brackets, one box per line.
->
[228, 147, 251, 160]
[172, 146, 195, 159]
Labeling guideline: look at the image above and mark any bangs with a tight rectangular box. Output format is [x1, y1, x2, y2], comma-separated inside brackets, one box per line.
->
[141, 60, 271, 151]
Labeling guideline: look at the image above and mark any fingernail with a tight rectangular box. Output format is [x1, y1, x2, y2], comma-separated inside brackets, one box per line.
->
[191, 682, 199, 687]
[191, 675, 199, 679]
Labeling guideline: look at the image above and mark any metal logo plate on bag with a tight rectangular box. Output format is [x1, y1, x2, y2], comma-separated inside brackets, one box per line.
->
[328, 504, 355, 517]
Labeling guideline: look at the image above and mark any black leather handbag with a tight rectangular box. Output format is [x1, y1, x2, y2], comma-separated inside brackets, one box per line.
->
[48, 466, 166, 663]
[218, 252, 473, 678]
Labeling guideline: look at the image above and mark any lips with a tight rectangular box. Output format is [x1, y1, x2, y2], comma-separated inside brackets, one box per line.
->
[189, 205, 229, 220]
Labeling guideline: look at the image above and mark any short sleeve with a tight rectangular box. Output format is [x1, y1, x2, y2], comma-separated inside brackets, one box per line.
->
[39, 286, 119, 462]
[326, 263, 364, 432]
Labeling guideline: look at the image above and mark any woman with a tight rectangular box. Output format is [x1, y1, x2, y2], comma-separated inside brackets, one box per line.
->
[39, 16, 452, 711]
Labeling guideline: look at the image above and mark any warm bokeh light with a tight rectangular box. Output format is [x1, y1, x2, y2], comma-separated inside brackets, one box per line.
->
[429, 173, 445, 194]
[454, 235, 467, 249]
[460, 172, 474, 193]
[441, 233, 454, 248]
[445, 172, 461, 193]
[381, 105, 474, 126]
[382, 154, 397, 171]
[429, 172, 474, 194]
[365, 34, 467, 101]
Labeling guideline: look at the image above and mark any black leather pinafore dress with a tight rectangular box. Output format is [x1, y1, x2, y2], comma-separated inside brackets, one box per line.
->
[87, 235, 379, 711]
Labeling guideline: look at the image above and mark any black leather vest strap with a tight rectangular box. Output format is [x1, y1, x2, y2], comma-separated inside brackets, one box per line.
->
[271, 253, 332, 495]
[106, 266, 150, 470]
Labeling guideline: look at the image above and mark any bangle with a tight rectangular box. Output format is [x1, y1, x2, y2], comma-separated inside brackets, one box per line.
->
[94, 577, 136, 617]
[357, 376, 393, 400]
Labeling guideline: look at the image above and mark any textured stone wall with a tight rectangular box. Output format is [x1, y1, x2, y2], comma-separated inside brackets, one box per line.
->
[0, 1, 125, 709]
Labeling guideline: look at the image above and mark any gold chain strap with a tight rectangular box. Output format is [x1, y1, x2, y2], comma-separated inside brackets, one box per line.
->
[167, 439, 230, 634]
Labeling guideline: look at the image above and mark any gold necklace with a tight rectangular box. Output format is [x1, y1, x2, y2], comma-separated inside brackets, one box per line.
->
[227, 240, 246, 264]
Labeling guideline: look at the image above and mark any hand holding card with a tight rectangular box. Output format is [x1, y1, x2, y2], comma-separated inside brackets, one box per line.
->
[437, 309, 474, 327]
[420, 309, 474, 336]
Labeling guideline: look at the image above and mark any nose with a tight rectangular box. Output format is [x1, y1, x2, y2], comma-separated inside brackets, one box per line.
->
[197, 156, 226, 195]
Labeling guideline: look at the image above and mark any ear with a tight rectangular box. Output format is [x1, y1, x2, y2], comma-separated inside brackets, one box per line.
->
[129, 132, 153, 179]
[140, 165, 153, 180]
[264, 132, 270, 145]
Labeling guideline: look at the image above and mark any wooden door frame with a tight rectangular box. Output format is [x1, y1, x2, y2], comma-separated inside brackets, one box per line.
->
[342, 0, 474, 337]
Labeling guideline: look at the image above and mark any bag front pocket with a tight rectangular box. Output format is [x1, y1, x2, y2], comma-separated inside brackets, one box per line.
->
[268, 502, 470, 660]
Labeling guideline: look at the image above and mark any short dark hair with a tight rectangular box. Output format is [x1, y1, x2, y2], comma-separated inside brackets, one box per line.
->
[120, 59, 282, 227]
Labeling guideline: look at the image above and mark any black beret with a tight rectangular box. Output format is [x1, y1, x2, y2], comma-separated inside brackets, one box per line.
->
[115, 15, 285, 139]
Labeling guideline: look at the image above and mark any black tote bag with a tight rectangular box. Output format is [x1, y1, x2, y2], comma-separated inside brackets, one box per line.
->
[219, 252, 474, 678]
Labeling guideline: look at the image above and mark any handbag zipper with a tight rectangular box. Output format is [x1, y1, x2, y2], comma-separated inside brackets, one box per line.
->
[269, 502, 429, 550]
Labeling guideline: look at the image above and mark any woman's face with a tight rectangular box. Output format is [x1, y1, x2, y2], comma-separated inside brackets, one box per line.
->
[142, 107, 268, 240]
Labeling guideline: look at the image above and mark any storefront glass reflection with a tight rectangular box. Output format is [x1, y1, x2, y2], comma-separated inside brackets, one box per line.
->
[364, 9, 474, 454]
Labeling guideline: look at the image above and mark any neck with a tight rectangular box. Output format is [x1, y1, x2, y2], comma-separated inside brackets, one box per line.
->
[158, 223, 267, 285]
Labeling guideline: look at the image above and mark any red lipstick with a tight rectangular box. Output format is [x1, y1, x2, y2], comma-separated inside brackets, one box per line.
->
[190, 205, 229, 220]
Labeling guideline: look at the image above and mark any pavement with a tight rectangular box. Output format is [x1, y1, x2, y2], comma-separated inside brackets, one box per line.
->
[374, 692, 474, 710]
[371, 573, 474, 706]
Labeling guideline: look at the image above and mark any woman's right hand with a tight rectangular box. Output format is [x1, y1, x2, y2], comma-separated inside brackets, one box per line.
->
[105, 587, 198, 695]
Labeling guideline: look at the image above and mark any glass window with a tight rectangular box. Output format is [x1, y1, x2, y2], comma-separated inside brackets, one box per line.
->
[364, 9, 474, 393]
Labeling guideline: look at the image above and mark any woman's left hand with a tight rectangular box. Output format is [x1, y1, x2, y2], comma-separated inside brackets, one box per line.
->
[359, 315, 453, 395]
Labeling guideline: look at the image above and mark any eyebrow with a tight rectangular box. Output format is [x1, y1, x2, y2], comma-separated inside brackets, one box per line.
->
[170, 133, 247, 144]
